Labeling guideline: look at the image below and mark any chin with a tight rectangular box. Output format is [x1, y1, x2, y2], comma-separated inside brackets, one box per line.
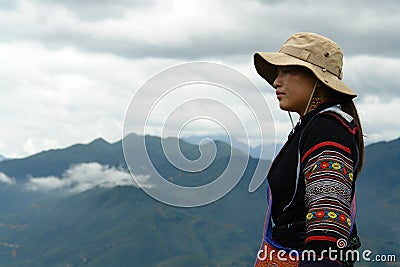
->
[279, 103, 297, 113]
[279, 103, 290, 111]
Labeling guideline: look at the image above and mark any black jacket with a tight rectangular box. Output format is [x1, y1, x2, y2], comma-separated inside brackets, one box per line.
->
[267, 101, 360, 265]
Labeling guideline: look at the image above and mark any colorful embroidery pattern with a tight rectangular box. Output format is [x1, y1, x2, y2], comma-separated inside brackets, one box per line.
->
[308, 160, 353, 181]
[303, 149, 354, 242]
[306, 210, 351, 227]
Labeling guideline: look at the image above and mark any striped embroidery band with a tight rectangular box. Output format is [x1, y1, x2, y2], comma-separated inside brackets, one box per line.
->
[306, 209, 352, 227]
[309, 160, 354, 181]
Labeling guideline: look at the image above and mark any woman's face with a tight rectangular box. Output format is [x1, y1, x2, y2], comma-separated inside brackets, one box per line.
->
[273, 66, 318, 115]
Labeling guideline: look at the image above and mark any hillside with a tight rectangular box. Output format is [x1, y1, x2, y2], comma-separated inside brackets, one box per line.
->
[0, 135, 398, 266]
[356, 137, 400, 261]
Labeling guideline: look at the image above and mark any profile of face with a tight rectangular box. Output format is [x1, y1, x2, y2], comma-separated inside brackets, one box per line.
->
[273, 66, 318, 115]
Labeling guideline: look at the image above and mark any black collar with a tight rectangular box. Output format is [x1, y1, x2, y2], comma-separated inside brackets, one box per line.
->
[300, 101, 339, 124]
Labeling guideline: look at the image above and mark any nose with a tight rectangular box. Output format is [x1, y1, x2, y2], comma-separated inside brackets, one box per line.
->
[273, 74, 281, 89]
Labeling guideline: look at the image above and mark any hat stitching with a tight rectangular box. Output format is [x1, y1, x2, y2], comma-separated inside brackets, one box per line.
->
[279, 46, 341, 78]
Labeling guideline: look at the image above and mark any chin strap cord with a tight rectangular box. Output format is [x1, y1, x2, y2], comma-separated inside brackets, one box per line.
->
[288, 111, 295, 130]
[287, 80, 319, 132]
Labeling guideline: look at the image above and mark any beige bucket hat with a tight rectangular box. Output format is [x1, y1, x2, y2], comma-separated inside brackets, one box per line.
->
[254, 32, 356, 97]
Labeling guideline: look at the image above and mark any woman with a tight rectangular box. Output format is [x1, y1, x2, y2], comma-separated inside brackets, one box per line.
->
[253, 32, 363, 266]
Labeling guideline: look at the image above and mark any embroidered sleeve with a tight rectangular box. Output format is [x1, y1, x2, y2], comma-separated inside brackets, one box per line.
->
[302, 141, 354, 253]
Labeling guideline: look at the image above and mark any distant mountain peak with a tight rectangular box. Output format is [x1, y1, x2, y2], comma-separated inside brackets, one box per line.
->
[89, 137, 110, 145]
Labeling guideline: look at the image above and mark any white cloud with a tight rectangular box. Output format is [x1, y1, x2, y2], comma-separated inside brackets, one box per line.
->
[345, 55, 400, 97]
[0, 173, 15, 185]
[26, 162, 151, 193]
[357, 96, 400, 145]
[0, 41, 182, 157]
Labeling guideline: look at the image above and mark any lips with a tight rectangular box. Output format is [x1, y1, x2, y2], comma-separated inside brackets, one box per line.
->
[276, 91, 285, 98]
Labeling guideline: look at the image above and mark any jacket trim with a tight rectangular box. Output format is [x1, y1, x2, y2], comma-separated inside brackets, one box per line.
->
[320, 105, 357, 135]
[305, 235, 338, 243]
[322, 105, 353, 122]
[301, 141, 351, 163]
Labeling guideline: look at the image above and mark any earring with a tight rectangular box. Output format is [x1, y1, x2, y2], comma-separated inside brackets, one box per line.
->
[310, 93, 321, 111]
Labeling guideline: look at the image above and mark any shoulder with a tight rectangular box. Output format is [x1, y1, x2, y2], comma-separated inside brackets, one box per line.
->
[300, 110, 357, 163]
[304, 111, 355, 141]
[309, 112, 354, 136]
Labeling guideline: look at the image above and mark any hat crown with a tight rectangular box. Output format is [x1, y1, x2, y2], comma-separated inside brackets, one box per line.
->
[279, 32, 343, 79]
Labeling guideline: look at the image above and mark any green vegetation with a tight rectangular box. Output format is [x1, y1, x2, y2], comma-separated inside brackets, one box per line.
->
[0, 135, 398, 266]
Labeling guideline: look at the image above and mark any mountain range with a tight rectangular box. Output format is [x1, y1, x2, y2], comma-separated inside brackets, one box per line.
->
[182, 135, 282, 160]
[0, 134, 398, 266]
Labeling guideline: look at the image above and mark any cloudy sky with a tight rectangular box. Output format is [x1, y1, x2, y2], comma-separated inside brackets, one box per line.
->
[1, 0, 399, 158]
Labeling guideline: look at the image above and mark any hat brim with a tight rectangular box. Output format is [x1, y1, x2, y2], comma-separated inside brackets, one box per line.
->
[254, 52, 357, 97]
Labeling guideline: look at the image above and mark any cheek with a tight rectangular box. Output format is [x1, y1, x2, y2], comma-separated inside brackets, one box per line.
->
[293, 78, 314, 99]
[285, 78, 313, 109]
[290, 91, 308, 109]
